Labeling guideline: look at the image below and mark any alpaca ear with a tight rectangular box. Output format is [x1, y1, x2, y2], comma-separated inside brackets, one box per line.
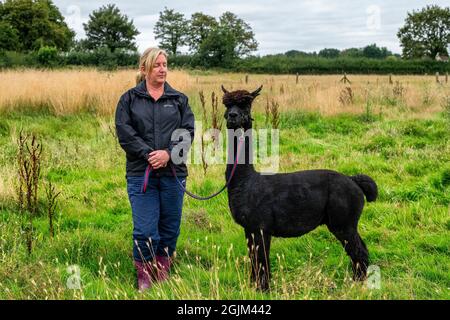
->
[251, 85, 263, 98]
[221, 85, 229, 94]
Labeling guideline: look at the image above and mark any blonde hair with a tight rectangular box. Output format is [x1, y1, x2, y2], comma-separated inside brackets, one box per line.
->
[136, 47, 168, 84]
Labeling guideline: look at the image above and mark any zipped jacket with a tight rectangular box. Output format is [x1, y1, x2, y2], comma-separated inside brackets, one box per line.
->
[115, 80, 195, 177]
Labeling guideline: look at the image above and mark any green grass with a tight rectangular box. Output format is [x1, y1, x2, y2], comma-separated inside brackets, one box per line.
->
[0, 108, 449, 300]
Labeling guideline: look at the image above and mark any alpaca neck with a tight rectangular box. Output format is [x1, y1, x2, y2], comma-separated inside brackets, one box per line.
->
[226, 129, 256, 185]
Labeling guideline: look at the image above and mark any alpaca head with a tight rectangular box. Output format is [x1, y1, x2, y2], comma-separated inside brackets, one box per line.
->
[222, 85, 263, 130]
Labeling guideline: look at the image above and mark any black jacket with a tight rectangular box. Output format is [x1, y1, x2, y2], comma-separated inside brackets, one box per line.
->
[115, 81, 195, 177]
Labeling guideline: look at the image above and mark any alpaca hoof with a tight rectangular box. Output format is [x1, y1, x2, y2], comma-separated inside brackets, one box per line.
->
[353, 272, 367, 281]
[257, 284, 270, 292]
[258, 285, 270, 292]
[256, 279, 270, 292]
[352, 264, 368, 281]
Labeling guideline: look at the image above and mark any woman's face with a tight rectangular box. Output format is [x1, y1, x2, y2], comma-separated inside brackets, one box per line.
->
[147, 54, 167, 86]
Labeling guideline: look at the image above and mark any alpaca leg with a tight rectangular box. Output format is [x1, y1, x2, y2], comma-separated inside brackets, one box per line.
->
[245, 229, 271, 291]
[245, 231, 257, 283]
[329, 229, 369, 281]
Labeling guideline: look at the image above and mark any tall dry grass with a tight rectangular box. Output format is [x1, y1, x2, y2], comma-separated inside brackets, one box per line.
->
[200, 73, 449, 118]
[0, 69, 191, 116]
[0, 68, 448, 118]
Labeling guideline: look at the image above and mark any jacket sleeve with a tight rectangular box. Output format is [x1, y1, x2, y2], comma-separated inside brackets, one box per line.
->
[115, 93, 152, 161]
[168, 95, 195, 161]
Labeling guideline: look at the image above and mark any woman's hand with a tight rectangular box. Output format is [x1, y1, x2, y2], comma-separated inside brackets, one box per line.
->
[148, 150, 170, 169]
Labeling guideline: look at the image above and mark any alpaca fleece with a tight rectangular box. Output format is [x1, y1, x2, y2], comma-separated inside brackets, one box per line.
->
[222, 85, 378, 291]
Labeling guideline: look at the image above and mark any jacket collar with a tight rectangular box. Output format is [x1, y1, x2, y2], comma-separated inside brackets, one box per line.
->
[132, 80, 181, 99]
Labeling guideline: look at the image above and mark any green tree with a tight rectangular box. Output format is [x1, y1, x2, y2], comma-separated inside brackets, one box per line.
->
[36, 45, 59, 66]
[397, 5, 450, 59]
[362, 44, 392, 59]
[285, 50, 314, 57]
[83, 4, 139, 53]
[195, 11, 258, 67]
[218, 11, 258, 57]
[319, 48, 340, 58]
[0, 20, 20, 50]
[197, 26, 236, 67]
[154, 7, 188, 55]
[0, 0, 75, 52]
[340, 48, 363, 58]
[187, 12, 217, 53]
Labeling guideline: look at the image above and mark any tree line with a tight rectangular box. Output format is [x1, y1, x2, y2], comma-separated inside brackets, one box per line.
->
[154, 8, 258, 67]
[0, 1, 449, 73]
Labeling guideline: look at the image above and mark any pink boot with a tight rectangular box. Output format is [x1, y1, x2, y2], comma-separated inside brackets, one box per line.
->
[155, 255, 172, 282]
[134, 260, 153, 291]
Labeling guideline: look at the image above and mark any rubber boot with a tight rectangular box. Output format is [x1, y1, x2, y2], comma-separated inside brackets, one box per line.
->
[134, 260, 153, 291]
[155, 255, 171, 282]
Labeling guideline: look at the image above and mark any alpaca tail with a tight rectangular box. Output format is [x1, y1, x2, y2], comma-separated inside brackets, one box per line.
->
[349, 174, 378, 202]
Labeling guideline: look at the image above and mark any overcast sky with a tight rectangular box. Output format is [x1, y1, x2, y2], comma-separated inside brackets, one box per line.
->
[53, 0, 448, 55]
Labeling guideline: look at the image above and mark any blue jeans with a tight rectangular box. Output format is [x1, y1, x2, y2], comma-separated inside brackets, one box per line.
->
[127, 173, 186, 262]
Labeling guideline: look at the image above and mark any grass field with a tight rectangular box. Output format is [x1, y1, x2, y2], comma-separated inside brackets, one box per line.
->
[0, 69, 449, 299]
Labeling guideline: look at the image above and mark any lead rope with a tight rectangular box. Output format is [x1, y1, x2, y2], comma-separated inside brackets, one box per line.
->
[141, 135, 245, 200]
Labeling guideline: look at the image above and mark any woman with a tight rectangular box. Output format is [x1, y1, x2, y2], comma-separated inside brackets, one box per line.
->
[115, 48, 195, 291]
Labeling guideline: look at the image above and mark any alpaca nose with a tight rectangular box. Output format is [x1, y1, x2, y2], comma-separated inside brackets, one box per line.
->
[228, 112, 238, 119]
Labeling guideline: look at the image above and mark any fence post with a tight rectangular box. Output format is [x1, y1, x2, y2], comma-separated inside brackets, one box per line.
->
[436, 72, 440, 84]
[340, 73, 351, 84]
[296, 73, 299, 84]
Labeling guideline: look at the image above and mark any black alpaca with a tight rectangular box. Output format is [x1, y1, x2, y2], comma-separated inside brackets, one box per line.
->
[222, 85, 378, 291]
